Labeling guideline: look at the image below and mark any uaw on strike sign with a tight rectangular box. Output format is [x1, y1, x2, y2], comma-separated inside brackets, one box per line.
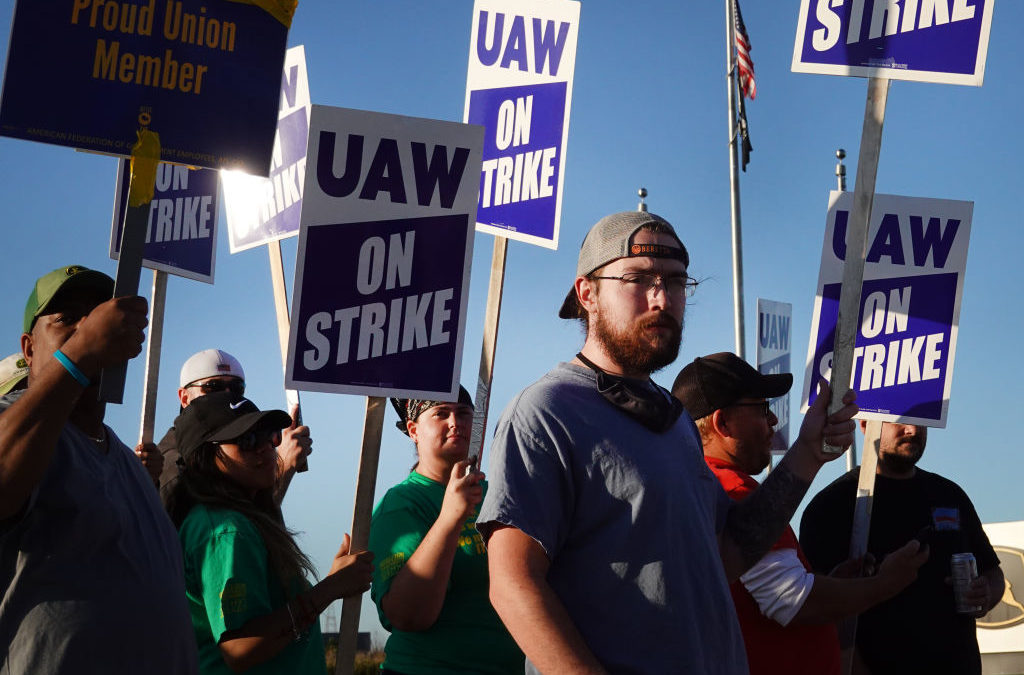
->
[802, 192, 972, 427]
[286, 106, 484, 399]
[464, 0, 579, 249]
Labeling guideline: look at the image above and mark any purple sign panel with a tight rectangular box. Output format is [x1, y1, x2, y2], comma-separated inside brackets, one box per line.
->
[464, 0, 580, 249]
[757, 298, 792, 453]
[110, 160, 218, 283]
[802, 192, 973, 428]
[468, 82, 566, 243]
[286, 105, 484, 399]
[792, 0, 994, 85]
[291, 215, 469, 392]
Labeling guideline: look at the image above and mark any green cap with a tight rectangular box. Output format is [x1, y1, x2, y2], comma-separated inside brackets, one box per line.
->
[0, 353, 30, 395]
[23, 265, 114, 334]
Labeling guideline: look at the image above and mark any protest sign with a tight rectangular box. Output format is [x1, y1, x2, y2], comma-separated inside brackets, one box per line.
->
[792, 0, 995, 86]
[464, 0, 579, 249]
[110, 160, 218, 283]
[757, 299, 792, 453]
[223, 45, 310, 252]
[286, 105, 484, 399]
[0, 0, 290, 174]
[802, 191, 972, 427]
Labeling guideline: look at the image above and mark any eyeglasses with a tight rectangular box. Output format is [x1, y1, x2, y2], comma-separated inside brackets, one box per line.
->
[730, 400, 772, 419]
[188, 379, 245, 398]
[590, 272, 698, 298]
[221, 428, 282, 453]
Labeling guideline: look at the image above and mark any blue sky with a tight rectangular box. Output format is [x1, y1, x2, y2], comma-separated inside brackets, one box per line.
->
[2, 1, 1020, 641]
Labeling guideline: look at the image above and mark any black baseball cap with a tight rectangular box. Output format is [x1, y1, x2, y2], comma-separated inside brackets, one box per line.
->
[671, 352, 792, 420]
[174, 391, 291, 460]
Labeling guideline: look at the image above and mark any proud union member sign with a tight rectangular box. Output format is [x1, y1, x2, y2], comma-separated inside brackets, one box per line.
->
[792, 0, 995, 86]
[286, 106, 484, 399]
[802, 191, 972, 427]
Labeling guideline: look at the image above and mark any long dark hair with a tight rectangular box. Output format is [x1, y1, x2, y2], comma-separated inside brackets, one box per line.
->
[166, 440, 316, 589]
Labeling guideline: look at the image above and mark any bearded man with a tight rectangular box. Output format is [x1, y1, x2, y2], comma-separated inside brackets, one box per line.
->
[477, 211, 859, 674]
[800, 422, 1004, 675]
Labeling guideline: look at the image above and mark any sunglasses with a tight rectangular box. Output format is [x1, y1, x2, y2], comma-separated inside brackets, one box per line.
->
[221, 428, 282, 453]
[189, 379, 245, 398]
[730, 400, 772, 419]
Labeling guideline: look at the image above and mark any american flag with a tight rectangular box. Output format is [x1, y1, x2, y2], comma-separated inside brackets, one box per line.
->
[733, 0, 756, 100]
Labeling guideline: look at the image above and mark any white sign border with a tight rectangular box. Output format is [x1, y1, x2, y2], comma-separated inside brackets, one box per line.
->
[463, 0, 581, 250]
[801, 191, 973, 428]
[285, 104, 484, 400]
[791, 0, 995, 87]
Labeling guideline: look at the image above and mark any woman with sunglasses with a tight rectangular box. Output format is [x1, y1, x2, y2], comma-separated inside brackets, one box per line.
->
[166, 391, 373, 674]
[368, 389, 523, 675]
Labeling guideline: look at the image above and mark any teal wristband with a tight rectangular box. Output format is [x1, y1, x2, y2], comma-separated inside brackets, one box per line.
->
[53, 349, 90, 387]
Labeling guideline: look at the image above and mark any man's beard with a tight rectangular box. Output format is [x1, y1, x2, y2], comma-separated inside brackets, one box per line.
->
[878, 438, 925, 474]
[593, 309, 682, 375]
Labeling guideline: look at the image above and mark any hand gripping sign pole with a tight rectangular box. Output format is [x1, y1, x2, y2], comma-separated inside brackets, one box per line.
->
[100, 122, 161, 403]
[335, 396, 386, 675]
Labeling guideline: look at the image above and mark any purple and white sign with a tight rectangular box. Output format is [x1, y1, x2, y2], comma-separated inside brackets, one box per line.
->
[802, 191, 972, 427]
[110, 160, 218, 283]
[285, 105, 484, 399]
[792, 0, 994, 86]
[223, 45, 310, 253]
[464, 0, 579, 249]
[757, 298, 792, 454]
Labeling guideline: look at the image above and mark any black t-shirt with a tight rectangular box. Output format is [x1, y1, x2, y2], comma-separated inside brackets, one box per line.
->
[799, 467, 999, 675]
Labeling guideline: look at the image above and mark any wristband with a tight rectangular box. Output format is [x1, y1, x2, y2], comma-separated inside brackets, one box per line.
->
[53, 349, 90, 387]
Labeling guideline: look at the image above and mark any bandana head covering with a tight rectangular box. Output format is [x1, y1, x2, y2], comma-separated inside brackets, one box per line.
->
[390, 386, 474, 436]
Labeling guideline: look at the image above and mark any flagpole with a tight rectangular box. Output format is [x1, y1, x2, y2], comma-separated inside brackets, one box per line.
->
[725, 0, 746, 360]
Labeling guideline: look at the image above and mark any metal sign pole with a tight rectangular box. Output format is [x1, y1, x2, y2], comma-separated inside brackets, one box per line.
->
[469, 236, 508, 464]
[334, 396, 386, 675]
[138, 269, 168, 444]
[268, 239, 306, 470]
[824, 77, 889, 455]
[838, 420, 881, 674]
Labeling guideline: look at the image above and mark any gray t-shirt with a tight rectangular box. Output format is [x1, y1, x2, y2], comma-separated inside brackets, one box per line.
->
[478, 363, 748, 674]
[0, 390, 198, 674]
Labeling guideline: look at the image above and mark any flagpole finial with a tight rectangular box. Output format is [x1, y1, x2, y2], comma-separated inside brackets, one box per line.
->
[835, 148, 847, 191]
[638, 187, 648, 212]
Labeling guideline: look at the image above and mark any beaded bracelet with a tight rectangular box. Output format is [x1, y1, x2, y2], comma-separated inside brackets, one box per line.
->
[53, 349, 90, 387]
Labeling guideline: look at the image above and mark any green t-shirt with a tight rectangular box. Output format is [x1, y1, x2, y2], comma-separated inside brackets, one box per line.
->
[179, 504, 325, 675]
[369, 472, 523, 674]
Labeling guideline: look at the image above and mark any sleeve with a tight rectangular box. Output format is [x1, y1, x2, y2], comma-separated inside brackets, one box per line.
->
[368, 498, 430, 630]
[476, 407, 573, 560]
[739, 548, 815, 627]
[799, 487, 851, 575]
[199, 525, 275, 643]
[959, 490, 1000, 573]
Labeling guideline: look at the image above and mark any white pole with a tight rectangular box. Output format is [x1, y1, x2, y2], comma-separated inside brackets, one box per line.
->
[139, 269, 167, 444]
[824, 77, 889, 455]
[725, 0, 746, 360]
[469, 236, 508, 463]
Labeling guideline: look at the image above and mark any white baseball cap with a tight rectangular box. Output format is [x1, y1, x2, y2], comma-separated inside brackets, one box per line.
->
[0, 353, 30, 395]
[179, 349, 245, 388]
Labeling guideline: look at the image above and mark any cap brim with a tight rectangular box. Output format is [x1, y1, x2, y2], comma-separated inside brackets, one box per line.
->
[749, 373, 794, 400]
[207, 409, 292, 442]
[558, 285, 582, 319]
[39, 271, 114, 316]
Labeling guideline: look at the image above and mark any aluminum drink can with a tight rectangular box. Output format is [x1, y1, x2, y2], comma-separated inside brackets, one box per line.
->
[951, 552, 981, 614]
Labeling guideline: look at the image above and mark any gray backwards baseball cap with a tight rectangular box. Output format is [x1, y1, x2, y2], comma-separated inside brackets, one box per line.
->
[558, 211, 689, 319]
